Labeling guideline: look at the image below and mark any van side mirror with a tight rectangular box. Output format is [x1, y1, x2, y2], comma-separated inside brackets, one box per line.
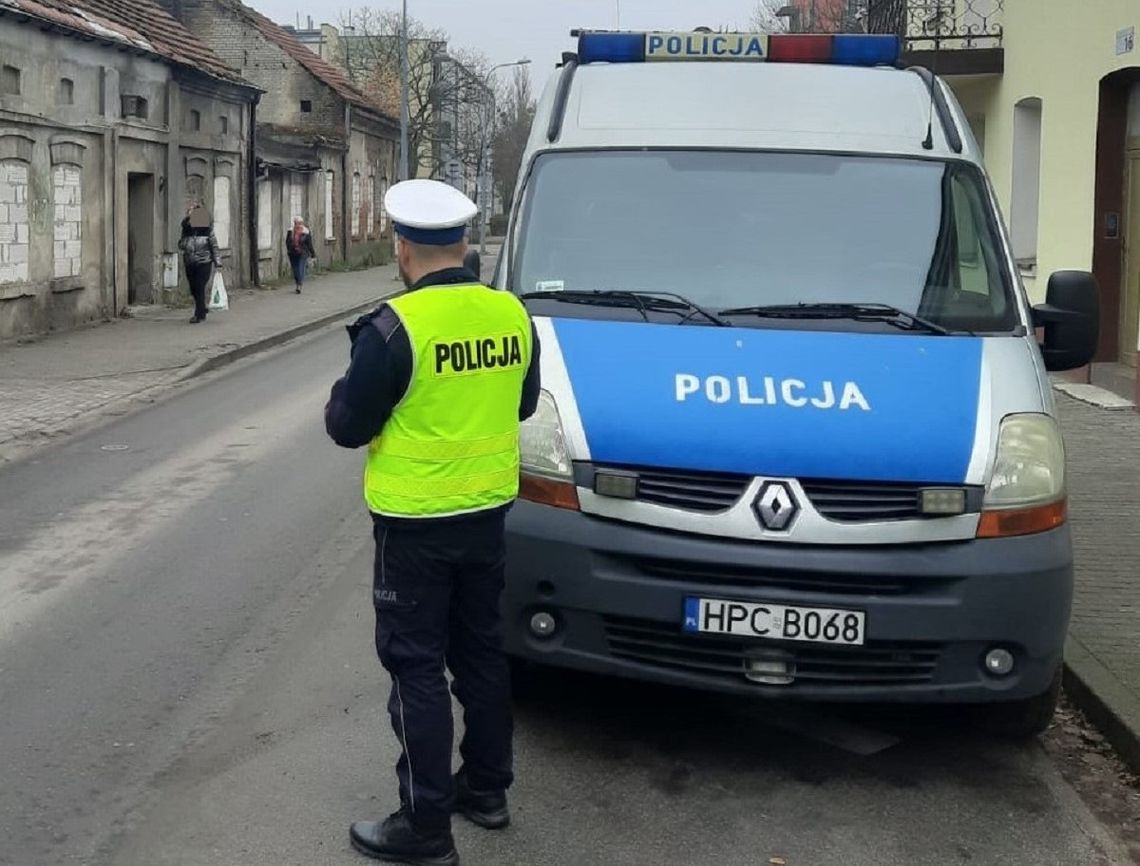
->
[1031, 270, 1100, 372]
[464, 249, 481, 280]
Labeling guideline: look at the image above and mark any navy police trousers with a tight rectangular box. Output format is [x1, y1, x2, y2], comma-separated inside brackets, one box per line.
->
[371, 513, 514, 832]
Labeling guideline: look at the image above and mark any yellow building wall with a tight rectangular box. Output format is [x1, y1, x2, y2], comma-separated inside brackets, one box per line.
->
[947, 0, 1140, 302]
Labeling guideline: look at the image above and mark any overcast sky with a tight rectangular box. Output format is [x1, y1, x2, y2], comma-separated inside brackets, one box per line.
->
[253, 0, 760, 90]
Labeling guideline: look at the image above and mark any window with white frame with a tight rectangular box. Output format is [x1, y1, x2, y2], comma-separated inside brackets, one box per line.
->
[53, 164, 83, 278]
[1010, 97, 1043, 268]
[325, 170, 335, 240]
[0, 159, 30, 284]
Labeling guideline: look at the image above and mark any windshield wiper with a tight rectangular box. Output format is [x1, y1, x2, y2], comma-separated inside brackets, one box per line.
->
[717, 302, 954, 336]
[519, 289, 728, 327]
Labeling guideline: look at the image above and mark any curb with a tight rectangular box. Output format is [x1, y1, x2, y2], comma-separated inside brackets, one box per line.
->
[176, 297, 384, 382]
[1063, 635, 1140, 772]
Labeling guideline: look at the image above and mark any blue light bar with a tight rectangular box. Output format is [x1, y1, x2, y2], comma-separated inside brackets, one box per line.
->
[578, 32, 645, 64]
[831, 34, 901, 66]
[575, 30, 901, 68]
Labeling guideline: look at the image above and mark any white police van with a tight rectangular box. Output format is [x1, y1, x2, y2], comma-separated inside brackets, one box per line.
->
[481, 29, 1100, 736]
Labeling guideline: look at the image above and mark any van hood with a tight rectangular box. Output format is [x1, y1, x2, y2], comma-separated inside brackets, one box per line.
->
[549, 317, 985, 484]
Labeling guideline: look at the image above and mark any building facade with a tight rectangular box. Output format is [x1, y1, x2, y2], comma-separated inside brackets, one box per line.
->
[170, 0, 400, 283]
[0, 0, 258, 338]
[871, 0, 1140, 403]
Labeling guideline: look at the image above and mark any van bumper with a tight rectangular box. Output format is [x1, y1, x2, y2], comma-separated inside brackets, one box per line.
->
[503, 501, 1073, 703]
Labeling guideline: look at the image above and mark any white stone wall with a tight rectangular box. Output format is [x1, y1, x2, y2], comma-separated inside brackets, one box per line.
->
[53, 164, 82, 279]
[0, 160, 31, 284]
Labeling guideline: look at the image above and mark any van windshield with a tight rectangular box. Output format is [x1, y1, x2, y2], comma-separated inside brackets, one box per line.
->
[510, 150, 1018, 333]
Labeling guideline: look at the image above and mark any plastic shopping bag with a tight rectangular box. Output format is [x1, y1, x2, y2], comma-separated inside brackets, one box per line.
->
[208, 270, 229, 311]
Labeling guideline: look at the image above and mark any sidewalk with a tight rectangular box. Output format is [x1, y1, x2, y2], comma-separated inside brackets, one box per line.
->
[1058, 393, 1140, 768]
[0, 264, 401, 462]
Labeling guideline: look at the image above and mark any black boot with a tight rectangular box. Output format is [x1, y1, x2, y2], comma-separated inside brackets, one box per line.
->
[349, 809, 459, 865]
[454, 770, 510, 830]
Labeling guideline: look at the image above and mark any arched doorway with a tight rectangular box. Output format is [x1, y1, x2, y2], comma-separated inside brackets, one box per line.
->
[1092, 68, 1140, 384]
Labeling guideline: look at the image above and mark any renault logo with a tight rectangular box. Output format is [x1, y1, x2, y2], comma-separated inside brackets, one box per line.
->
[753, 481, 799, 532]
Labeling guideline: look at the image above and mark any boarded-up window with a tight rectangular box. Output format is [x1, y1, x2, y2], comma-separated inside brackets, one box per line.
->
[325, 170, 334, 240]
[257, 181, 273, 251]
[368, 171, 376, 238]
[1, 66, 21, 96]
[53, 164, 83, 278]
[290, 176, 304, 228]
[378, 177, 389, 233]
[0, 160, 31, 284]
[351, 172, 361, 238]
[214, 175, 232, 249]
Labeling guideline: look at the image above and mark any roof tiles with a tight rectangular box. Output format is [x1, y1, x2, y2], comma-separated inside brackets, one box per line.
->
[0, 0, 247, 84]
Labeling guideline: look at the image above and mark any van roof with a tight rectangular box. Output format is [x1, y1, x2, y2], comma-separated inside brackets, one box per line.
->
[535, 61, 977, 162]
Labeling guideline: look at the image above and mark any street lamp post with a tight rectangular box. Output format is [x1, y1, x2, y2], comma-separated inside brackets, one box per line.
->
[399, 0, 410, 181]
[479, 58, 530, 256]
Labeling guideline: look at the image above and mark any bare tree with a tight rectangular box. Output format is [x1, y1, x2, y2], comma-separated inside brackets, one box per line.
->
[434, 46, 498, 192]
[337, 10, 494, 177]
[750, 0, 792, 32]
[490, 66, 535, 214]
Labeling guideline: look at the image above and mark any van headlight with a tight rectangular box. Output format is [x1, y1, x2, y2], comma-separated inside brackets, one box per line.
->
[519, 390, 573, 480]
[978, 414, 1067, 538]
[518, 391, 578, 510]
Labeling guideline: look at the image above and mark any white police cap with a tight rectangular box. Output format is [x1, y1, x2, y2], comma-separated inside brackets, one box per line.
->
[384, 179, 478, 246]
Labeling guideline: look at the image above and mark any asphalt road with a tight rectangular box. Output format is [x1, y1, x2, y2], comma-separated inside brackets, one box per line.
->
[0, 324, 1132, 866]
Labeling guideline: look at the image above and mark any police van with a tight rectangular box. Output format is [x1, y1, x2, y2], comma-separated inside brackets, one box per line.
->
[480, 29, 1100, 736]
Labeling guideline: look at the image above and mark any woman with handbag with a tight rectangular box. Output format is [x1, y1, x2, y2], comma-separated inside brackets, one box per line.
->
[179, 204, 222, 324]
[285, 216, 317, 294]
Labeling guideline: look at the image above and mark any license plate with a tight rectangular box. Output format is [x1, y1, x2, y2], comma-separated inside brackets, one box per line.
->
[683, 597, 866, 646]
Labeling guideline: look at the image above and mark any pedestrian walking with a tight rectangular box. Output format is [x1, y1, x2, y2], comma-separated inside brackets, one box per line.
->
[325, 179, 541, 866]
[285, 216, 317, 293]
[179, 204, 222, 324]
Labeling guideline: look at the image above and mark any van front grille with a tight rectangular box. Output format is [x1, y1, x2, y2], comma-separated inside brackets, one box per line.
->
[603, 616, 942, 686]
[618, 555, 913, 595]
[590, 464, 973, 524]
[800, 480, 925, 522]
[632, 467, 750, 512]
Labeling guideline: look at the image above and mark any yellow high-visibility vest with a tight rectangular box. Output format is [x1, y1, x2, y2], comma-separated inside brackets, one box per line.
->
[364, 283, 533, 518]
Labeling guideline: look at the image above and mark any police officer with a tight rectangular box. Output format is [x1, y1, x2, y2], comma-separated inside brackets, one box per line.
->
[325, 179, 540, 865]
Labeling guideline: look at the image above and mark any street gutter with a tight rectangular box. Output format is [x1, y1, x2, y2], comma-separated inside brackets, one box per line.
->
[176, 296, 385, 382]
